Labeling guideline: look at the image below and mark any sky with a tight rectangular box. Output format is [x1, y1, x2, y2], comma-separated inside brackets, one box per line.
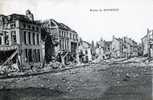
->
[0, 0, 153, 43]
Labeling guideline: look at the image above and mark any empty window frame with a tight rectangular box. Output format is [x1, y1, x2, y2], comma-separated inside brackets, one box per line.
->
[33, 33, 35, 45]
[11, 31, 16, 44]
[23, 24, 26, 29]
[24, 31, 26, 44]
[25, 49, 28, 62]
[28, 25, 31, 29]
[37, 34, 39, 45]
[28, 49, 32, 62]
[4, 32, 9, 45]
[10, 23, 16, 29]
[28, 32, 31, 45]
[32, 26, 35, 31]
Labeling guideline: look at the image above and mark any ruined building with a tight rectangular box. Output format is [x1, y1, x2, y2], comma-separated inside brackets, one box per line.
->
[95, 38, 105, 59]
[0, 10, 43, 70]
[122, 36, 138, 58]
[111, 35, 139, 58]
[103, 41, 112, 59]
[41, 19, 78, 64]
[111, 36, 124, 58]
[141, 28, 153, 58]
[95, 38, 112, 59]
[78, 39, 92, 63]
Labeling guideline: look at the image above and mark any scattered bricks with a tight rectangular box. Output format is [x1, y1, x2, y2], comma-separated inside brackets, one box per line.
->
[48, 61, 65, 70]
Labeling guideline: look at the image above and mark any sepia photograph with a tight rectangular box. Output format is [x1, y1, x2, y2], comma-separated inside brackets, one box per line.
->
[0, 0, 152, 100]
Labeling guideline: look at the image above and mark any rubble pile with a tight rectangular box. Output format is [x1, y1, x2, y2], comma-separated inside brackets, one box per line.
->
[123, 57, 147, 63]
[0, 64, 19, 75]
[92, 56, 105, 64]
[48, 61, 65, 69]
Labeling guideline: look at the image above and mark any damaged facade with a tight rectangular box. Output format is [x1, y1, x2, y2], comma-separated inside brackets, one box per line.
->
[41, 19, 79, 64]
[95, 35, 139, 59]
[103, 41, 112, 59]
[95, 38, 112, 59]
[141, 28, 153, 58]
[95, 38, 105, 59]
[0, 10, 43, 70]
[78, 39, 92, 63]
[122, 36, 138, 58]
[111, 36, 123, 58]
[111, 35, 139, 58]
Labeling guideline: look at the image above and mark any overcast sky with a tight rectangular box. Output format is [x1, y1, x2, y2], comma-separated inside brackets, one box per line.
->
[0, 0, 153, 43]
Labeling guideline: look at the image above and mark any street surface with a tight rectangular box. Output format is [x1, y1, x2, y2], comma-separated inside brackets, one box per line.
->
[0, 57, 152, 100]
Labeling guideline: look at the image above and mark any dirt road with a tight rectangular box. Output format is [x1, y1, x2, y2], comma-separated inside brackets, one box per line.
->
[0, 60, 152, 100]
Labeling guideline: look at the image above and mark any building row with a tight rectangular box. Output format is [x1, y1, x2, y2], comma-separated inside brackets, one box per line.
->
[0, 10, 79, 70]
[0, 10, 152, 70]
[95, 29, 153, 60]
[95, 35, 140, 59]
